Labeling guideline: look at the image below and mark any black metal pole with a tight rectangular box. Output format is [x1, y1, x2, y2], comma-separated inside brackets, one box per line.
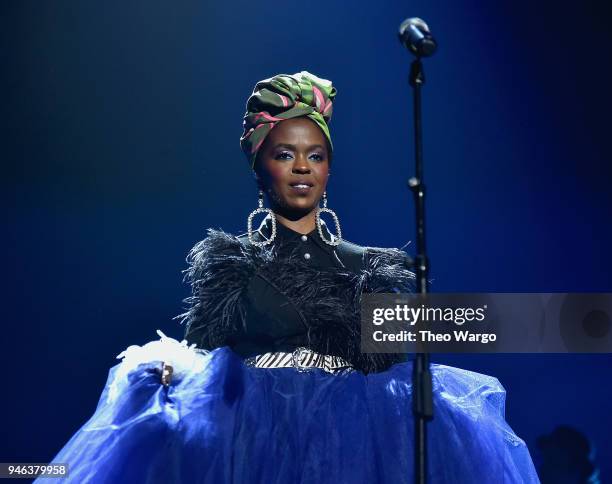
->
[408, 58, 434, 484]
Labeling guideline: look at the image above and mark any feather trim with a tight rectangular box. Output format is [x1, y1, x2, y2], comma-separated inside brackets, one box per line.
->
[173, 229, 273, 349]
[110, 330, 205, 401]
[174, 230, 415, 373]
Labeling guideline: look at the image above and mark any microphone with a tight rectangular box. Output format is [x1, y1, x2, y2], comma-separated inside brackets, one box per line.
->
[398, 17, 437, 57]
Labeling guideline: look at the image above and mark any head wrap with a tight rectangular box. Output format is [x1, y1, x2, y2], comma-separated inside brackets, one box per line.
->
[240, 71, 337, 169]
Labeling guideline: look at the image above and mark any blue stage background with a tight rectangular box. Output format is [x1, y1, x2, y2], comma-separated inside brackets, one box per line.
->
[3, 0, 611, 479]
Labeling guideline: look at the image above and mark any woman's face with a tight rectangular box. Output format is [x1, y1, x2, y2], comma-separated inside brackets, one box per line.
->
[255, 117, 330, 217]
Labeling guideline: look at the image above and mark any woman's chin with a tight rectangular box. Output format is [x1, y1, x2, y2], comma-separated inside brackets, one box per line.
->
[275, 200, 318, 217]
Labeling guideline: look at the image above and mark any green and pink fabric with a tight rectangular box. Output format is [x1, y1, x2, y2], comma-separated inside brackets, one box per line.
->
[240, 71, 337, 168]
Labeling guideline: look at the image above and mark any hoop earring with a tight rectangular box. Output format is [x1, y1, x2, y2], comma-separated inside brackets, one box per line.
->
[316, 191, 342, 246]
[248, 189, 276, 247]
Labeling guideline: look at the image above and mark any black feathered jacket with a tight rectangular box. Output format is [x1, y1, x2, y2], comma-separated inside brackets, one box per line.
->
[175, 215, 415, 374]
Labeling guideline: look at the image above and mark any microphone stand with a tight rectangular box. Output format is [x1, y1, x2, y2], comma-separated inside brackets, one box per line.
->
[408, 58, 434, 484]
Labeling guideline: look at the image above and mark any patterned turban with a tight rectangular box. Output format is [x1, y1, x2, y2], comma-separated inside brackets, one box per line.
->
[240, 71, 337, 169]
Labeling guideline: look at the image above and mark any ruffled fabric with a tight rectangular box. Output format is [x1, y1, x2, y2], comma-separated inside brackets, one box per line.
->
[38, 333, 539, 484]
[174, 229, 415, 373]
[109, 330, 204, 401]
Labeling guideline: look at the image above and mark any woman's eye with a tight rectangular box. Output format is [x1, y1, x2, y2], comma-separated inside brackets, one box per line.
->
[274, 151, 324, 161]
[275, 151, 293, 160]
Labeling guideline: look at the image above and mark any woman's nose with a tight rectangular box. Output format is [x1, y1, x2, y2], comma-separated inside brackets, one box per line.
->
[292, 155, 311, 173]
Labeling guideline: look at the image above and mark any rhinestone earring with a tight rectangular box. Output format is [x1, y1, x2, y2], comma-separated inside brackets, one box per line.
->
[316, 191, 342, 246]
[248, 189, 276, 247]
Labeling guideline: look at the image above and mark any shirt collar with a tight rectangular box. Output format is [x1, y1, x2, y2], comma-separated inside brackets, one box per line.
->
[256, 213, 338, 251]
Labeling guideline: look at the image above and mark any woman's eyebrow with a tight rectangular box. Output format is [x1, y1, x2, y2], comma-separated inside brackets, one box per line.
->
[274, 143, 325, 150]
[273, 143, 296, 150]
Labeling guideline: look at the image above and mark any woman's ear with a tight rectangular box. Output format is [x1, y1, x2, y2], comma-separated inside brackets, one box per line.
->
[252, 170, 263, 188]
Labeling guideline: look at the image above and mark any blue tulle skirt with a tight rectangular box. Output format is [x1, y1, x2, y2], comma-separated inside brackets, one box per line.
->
[39, 333, 539, 483]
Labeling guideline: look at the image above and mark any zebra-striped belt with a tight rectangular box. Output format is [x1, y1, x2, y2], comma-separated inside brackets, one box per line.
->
[243, 346, 354, 375]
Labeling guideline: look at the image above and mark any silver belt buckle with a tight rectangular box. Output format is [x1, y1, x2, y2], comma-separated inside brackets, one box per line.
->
[291, 346, 312, 372]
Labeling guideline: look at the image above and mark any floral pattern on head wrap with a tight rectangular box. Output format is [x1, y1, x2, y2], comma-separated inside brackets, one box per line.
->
[240, 71, 337, 168]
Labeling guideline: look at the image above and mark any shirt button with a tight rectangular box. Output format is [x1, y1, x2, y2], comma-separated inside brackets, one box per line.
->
[301, 235, 308, 242]
[303, 253, 311, 260]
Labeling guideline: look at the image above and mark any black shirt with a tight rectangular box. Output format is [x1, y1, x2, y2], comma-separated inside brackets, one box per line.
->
[229, 215, 363, 357]
[180, 214, 414, 372]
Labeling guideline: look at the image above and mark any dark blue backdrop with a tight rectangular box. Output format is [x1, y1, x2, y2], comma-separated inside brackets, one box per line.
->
[3, 0, 611, 480]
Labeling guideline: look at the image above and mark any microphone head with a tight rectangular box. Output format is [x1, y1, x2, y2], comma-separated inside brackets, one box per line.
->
[399, 17, 431, 35]
[398, 17, 437, 57]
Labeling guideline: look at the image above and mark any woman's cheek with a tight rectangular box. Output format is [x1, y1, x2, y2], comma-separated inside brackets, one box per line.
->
[268, 165, 288, 183]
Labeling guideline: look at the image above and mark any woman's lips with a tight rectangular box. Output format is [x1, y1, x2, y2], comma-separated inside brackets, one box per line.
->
[289, 183, 313, 194]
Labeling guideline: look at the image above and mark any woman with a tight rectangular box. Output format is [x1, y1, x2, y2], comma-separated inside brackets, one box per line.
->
[39, 71, 538, 483]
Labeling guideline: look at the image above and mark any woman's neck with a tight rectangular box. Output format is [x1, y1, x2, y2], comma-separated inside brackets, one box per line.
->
[274, 210, 317, 235]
